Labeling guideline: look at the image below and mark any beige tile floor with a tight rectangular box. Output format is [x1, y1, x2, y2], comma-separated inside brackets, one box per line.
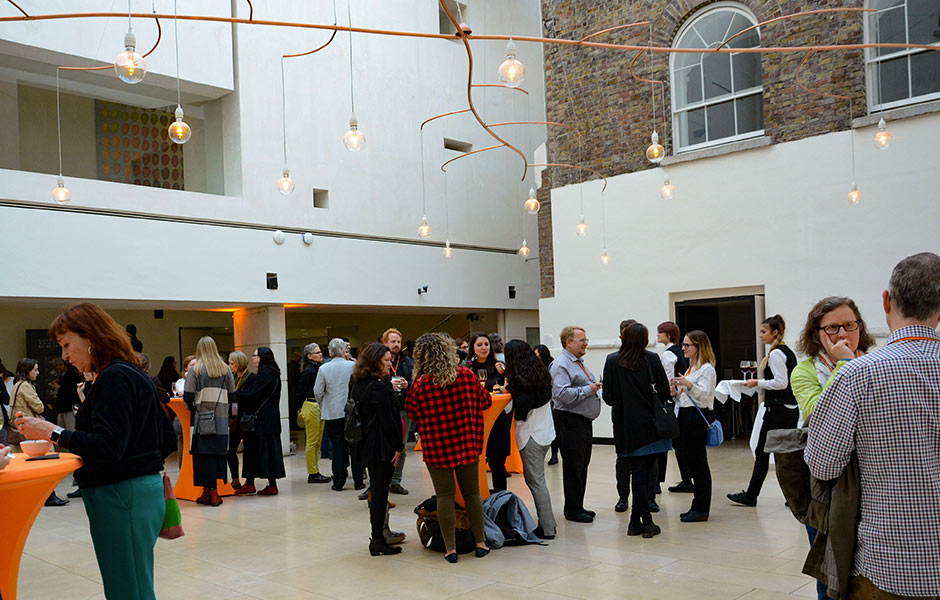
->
[18, 437, 821, 600]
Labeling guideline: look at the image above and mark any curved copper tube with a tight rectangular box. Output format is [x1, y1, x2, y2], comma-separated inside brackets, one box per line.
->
[440, 144, 506, 172]
[470, 83, 529, 95]
[283, 29, 337, 58]
[487, 120, 573, 130]
[796, 50, 850, 100]
[528, 163, 608, 192]
[717, 7, 876, 51]
[6, 0, 28, 18]
[630, 49, 663, 84]
[58, 17, 162, 72]
[579, 21, 649, 43]
[438, 0, 528, 181]
[420, 108, 471, 130]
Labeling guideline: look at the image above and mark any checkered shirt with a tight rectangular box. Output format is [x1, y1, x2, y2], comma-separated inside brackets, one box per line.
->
[405, 366, 492, 469]
[805, 325, 940, 596]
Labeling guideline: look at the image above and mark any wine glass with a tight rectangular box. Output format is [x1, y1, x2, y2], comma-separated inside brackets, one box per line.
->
[477, 369, 487, 386]
[739, 360, 749, 381]
[748, 361, 758, 380]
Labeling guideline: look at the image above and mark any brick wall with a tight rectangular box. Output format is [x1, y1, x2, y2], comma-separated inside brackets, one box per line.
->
[538, 0, 865, 297]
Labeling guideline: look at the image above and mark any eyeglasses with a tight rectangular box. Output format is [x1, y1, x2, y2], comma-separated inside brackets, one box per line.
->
[681, 343, 694, 348]
[573, 338, 589, 344]
[818, 321, 860, 335]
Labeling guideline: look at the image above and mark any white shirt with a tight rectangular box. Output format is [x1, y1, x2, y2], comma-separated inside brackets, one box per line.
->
[660, 346, 678, 381]
[515, 402, 556, 449]
[677, 363, 717, 410]
[757, 348, 798, 408]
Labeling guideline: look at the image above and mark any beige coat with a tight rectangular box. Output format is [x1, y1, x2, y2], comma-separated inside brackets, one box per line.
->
[11, 380, 44, 419]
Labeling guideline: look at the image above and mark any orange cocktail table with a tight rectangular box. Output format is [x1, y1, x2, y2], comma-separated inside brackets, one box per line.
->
[0, 451, 81, 600]
[168, 398, 235, 501]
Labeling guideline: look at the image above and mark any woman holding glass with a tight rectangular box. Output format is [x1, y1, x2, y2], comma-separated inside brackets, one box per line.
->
[466, 332, 509, 491]
[670, 330, 717, 523]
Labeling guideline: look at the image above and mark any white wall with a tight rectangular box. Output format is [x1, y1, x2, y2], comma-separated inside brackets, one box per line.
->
[540, 113, 940, 437]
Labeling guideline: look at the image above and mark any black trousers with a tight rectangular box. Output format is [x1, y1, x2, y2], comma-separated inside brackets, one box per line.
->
[556, 410, 593, 517]
[677, 406, 712, 513]
[226, 424, 245, 480]
[746, 405, 800, 499]
[616, 455, 659, 502]
[325, 418, 364, 487]
[367, 460, 394, 540]
[670, 401, 694, 485]
[629, 454, 657, 525]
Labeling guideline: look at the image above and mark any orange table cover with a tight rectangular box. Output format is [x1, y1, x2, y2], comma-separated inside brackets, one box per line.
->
[0, 451, 81, 600]
[168, 398, 235, 501]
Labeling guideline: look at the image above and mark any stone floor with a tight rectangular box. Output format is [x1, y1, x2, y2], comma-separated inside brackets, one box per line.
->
[17, 437, 821, 600]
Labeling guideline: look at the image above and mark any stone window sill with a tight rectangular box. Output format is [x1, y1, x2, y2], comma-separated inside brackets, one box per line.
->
[662, 135, 774, 166]
[851, 99, 940, 129]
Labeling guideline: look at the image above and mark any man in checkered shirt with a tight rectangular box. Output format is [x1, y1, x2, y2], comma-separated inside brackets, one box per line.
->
[805, 252, 940, 599]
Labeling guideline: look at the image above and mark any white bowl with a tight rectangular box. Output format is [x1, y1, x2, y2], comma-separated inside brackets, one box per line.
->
[20, 439, 53, 457]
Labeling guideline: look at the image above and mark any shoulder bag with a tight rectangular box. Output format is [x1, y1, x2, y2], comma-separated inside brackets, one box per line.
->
[646, 357, 680, 439]
[6, 382, 29, 445]
[692, 401, 724, 447]
[238, 385, 276, 433]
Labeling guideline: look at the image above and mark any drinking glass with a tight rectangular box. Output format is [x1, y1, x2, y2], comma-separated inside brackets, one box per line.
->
[477, 369, 487, 386]
[748, 361, 758, 380]
[739, 360, 749, 380]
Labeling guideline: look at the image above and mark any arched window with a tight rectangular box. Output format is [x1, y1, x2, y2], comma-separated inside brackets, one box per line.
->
[671, 4, 763, 152]
[866, 0, 940, 110]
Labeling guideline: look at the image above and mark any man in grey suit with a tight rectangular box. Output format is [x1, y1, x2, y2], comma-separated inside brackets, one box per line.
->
[314, 338, 363, 491]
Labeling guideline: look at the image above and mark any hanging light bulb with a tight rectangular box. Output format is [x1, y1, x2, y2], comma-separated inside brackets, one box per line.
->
[600, 249, 610, 265]
[114, 31, 147, 84]
[517, 239, 530, 257]
[417, 215, 432, 239]
[443, 239, 454, 258]
[873, 117, 893, 150]
[276, 168, 295, 195]
[660, 174, 675, 200]
[52, 177, 70, 204]
[167, 106, 192, 144]
[646, 130, 664, 163]
[498, 40, 526, 87]
[524, 188, 540, 214]
[343, 115, 366, 152]
[847, 181, 861, 205]
[575, 215, 588, 237]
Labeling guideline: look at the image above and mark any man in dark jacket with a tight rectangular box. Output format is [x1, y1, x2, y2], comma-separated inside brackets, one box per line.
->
[297, 344, 330, 483]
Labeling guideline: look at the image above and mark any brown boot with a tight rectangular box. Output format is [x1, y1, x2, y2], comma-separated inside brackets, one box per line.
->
[196, 488, 212, 505]
[209, 489, 223, 507]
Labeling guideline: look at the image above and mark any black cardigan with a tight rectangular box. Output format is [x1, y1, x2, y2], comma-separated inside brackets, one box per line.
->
[233, 368, 281, 434]
[602, 351, 671, 454]
[58, 360, 165, 488]
[352, 378, 404, 464]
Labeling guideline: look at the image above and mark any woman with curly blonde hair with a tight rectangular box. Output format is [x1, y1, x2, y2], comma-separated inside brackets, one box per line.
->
[405, 333, 492, 563]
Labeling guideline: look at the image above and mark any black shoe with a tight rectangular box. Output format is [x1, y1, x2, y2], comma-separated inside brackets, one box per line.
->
[668, 481, 695, 493]
[642, 523, 661, 539]
[389, 484, 409, 495]
[45, 493, 69, 507]
[444, 552, 458, 563]
[627, 522, 645, 536]
[655, 484, 662, 495]
[584, 509, 596, 518]
[66, 488, 82, 499]
[358, 489, 370, 500]
[615, 498, 628, 513]
[533, 526, 555, 540]
[354, 482, 366, 491]
[369, 538, 403, 556]
[475, 546, 490, 558]
[331, 484, 344, 491]
[308, 473, 331, 484]
[680, 510, 709, 522]
[547, 453, 558, 465]
[648, 500, 660, 513]
[727, 491, 757, 507]
[565, 511, 594, 523]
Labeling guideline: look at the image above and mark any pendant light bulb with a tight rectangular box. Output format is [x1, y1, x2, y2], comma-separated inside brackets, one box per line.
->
[114, 31, 147, 84]
[168, 106, 192, 144]
[847, 181, 861, 206]
[600, 249, 610, 265]
[646, 130, 664, 163]
[443, 239, 454, 258]
[524, 188, 540, 214]
[276, 168, 295, 195]
[517, 239, 530, 257]
[575, 215, 588, 237]
[660, 175, 675, 200]
[417, 215, 432, 239]
[343, 115, 366, 152]
[873, 117, 893, 150]
[498, 40, 526, 87]
[52, 177, 70, 204]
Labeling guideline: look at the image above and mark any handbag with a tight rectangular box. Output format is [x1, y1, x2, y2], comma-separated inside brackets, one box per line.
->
[195, 384, 225, 435]
[646, 357, 680, 439]
[238, 386, 276, 433]
[6, 382, 29, 446]
[158, 472, 185, 540]
[692, 402, 724, 447]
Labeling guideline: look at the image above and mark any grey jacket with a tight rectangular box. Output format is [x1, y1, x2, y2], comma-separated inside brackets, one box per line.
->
[482, 490, 543, 547]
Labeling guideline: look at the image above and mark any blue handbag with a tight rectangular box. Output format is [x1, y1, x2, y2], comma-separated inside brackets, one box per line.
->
[692, 402, 724, 447]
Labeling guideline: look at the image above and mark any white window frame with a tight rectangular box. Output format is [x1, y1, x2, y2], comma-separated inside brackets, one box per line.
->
[670, 3, 765, 153]
[864, 0, 940, 112]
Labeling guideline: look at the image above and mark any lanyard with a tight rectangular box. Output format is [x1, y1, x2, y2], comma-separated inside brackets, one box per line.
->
[575, 359, 594, 383]
[390, 355, 402, 376]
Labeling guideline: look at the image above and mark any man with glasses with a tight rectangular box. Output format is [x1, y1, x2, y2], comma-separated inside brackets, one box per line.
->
[298, 343, 330, 484]
[550, 326, 603, 523]
[806, 252, 940, 600]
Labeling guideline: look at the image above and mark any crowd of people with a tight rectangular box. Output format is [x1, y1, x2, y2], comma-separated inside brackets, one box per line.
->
[1, 252, 939, 599]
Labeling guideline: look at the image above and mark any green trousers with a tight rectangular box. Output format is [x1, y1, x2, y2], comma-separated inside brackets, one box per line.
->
[82, 473, 165, 600]
[301, 400, 325, 474]
[426, 460, 486, 552]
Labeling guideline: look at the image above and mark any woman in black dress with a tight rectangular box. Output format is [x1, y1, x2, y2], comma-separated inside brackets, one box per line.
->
[466, 332, 508, 491]
[234, 347, 285, 496]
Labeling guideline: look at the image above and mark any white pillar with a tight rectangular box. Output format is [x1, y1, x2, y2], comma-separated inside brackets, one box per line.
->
[233, 306, 289, 454]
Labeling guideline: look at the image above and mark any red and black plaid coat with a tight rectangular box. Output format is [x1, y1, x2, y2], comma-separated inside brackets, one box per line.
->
[405, 366, 492, 468]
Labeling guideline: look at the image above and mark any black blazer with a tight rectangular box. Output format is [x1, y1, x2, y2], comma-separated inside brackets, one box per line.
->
[352, 378, 404, 464]
[234, 368, 281, 434]
[602, 351, 671, 454]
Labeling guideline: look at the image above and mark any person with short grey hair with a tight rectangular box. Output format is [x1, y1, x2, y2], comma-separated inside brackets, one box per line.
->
[315, 338, 363, 490]
[806, 252, 940, 599]
[298, 343, 330, 484]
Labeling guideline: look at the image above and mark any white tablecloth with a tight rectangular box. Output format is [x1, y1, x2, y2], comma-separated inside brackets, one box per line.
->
[715, 379, 758, 404]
